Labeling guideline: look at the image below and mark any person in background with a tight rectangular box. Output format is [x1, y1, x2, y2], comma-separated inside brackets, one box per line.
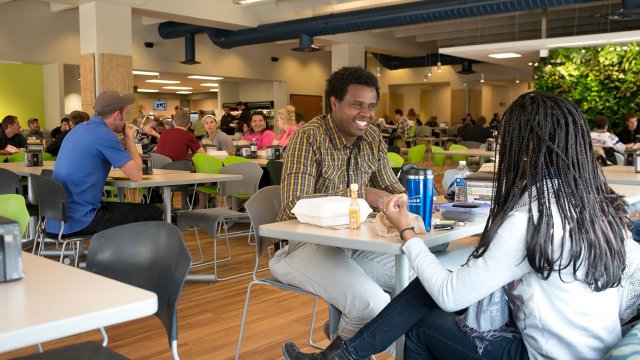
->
[132, 115, 159, 154]
[242, 111, 276, 150]
[201, 115, 234, 155]
[156, 109, 205, 161]
[220, 106, 237, 135]
[155, 121, 166, 136]
[283, 91, 640, 360]
[387, 108, 409, 147]
[50, 117, 70, 140]
[237, 101, 252, 126]
[191, 109, 207, 140]
[461, 115, 492, 143]
[233, 121, 250, 142]
[45, 110, 89, 156]
[489, 112, 501, 132]
[48, 90, 163, 237]
[425, 115, 439, 127]
[0, 115, 27, 154]
[295, 112, 306, 127]
[407, 108, 422, 126]
[22, 117, 50, 144]
[591, 115, 632, 164]
[272, 66, 405, 348]
[617, 112, 639, 145]
[272, 105, 298, 148]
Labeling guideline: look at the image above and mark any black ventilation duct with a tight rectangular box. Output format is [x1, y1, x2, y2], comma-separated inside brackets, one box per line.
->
[181, 33, 201, 65]
[458, 61, 476, 74]
[292, 34, 320, 52]
[158, 0, 591, 51]
[371, 52, 479, 70]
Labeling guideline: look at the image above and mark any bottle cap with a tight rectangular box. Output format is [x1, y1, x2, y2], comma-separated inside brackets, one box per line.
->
[459, 160, 466, 165]
[350, 183, 358, 192]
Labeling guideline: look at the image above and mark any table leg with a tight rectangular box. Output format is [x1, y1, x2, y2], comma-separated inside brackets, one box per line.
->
[26, 176, 37, 242]
[117, 187, 125, 202]
[163, 187, 172, 223]
[394, 254, 409, 359]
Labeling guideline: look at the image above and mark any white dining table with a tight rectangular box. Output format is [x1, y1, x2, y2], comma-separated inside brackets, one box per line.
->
[0, 253, 157, 354]
[432, 148, 496, 165]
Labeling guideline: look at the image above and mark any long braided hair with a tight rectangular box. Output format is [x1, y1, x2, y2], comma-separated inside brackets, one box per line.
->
[472, 92, 628, 291]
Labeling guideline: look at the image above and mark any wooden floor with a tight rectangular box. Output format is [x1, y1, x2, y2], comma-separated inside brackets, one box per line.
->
[1, 153, 458, 360]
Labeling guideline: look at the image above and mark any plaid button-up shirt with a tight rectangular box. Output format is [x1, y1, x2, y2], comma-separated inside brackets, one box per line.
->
[277, 113, 405, 222]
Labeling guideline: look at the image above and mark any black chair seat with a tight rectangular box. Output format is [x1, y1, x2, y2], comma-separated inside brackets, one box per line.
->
[14, 341, 128, 360]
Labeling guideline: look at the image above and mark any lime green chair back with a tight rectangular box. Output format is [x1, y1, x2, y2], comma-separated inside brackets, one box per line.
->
[407, 144, 426, 164]
[449, 144, 468, 164]
[408, 126, 415, 138]
[387, 152, 404, 168]
[223, 155, 250, 166]
[193, 153, 223, 174]
[7, 152, 25, 163]
[430, 145, 446, 167]
[0, 194, 30, 236]
[42, 152, 56, 161]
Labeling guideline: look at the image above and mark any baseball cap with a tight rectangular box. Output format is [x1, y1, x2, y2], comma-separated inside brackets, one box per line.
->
[94, 90, 135, 116]
[27, 117, 39, 125]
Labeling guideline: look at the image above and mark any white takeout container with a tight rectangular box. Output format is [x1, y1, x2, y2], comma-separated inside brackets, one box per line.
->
[292, 196, 373, 227]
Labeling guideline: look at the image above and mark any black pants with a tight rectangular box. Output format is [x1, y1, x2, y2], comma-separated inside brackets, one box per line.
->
[64, 202, 164, 237]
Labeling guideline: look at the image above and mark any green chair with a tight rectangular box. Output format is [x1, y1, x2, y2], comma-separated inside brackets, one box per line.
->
[430, 145, 446, 171]
[42, 152, 56, 161]
[223, 155, 250, 166]
[7, 152, 25, 163]
[192, 153, 224, 208]
[448, 144, 468, 165]
[387, 152, 404, 168]
[0, 194, 30, 237]
[407, 144, 426, 164]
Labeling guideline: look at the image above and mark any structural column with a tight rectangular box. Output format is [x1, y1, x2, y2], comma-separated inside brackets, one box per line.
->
[79, 2, 133, 116]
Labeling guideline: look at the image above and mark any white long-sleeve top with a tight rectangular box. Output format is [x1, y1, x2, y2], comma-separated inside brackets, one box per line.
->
[591, 130, 627, 154]
[403, 203, 640, 360]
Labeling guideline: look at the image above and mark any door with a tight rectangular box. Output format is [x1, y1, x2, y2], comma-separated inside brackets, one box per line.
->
[290, 94, 323, 123]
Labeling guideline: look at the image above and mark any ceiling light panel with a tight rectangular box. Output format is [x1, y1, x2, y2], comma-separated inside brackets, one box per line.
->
[188, 75, 224, 80]
[146, 79, 180, 84]
[488, 52, 522, 59]
[132, 70, 160, 76]
[200, 83, 219, 87]
[176, 91, 192, 94]
[163, 86, 192, 90]
[136, 89, 159, 92]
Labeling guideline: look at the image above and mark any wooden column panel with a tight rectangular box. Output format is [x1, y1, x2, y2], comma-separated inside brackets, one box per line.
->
[80, 53, 96, 115]
[100, 53, 135, 121]
[451, 89, 465, 126]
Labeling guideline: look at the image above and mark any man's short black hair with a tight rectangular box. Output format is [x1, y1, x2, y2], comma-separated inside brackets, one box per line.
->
[1, 115, 17, 131]
[594, 115, 609, 130]
[325, 66, 380, 103]
[394, 109, 403, 116]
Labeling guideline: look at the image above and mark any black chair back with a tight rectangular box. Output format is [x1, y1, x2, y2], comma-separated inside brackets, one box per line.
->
[387, 146, 401, 154]
[0, 168, 21, 195]
[30, 174, 67, 222]
[86, 222, 192, 346]
[265, 160, 283, 185]
[161, 160, 193, 172]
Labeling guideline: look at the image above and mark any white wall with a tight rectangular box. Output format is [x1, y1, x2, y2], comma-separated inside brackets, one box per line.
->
[63, 64, 82, 114]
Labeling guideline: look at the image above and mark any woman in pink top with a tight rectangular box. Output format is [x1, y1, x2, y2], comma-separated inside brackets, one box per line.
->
[242, 111, 276, 150]
[272, 105, 298, 148]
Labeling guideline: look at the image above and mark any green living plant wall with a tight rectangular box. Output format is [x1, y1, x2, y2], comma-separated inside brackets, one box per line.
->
[533, 44, 640, 130]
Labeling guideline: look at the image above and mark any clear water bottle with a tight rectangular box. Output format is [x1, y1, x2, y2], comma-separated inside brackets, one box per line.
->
[250, 138, 258, 159]
[454, 160, 471, 202]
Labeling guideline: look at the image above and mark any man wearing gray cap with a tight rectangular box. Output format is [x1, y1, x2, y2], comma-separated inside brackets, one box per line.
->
[47, 90, 163, 236]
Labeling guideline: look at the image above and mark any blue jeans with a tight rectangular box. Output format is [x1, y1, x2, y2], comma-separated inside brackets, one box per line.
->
[346, 278, 528, 359]
[632, 219, 640, 243]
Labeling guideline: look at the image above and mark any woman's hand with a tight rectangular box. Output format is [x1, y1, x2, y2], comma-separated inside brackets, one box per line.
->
[382, 194, 413, 239]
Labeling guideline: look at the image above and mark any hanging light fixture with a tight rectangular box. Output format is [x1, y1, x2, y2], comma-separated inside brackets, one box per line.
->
[480, 73, 485, 83]
[376, 66, 381, 77]
[437, 51, 442, 72]
[423, 72, 429, 81]
[515, 75, 520, 84]
[375, 52, 382, 77]
[427, 66, 433, 77]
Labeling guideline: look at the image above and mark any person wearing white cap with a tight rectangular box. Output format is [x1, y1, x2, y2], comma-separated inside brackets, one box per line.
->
[46, 90, 163, 236]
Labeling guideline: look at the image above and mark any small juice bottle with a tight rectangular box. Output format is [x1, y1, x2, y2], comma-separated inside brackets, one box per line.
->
[349, 183, 361, 229]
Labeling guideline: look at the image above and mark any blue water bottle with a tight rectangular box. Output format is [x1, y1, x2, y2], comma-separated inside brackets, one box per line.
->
[424, 169, 434, 231]
[405, 169, 426, 222]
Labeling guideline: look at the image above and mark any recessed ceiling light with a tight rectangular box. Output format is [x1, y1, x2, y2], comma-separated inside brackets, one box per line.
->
[176, 91, 192, 94]
[200, 83, 219, 87]
[209, 89, 219, 92]
[488, 52, 522, 59]
[188, 75, 224, 80]
[132, 70, 159, 76]
[136, 89, 159, 93]
[163, 86, 192, 90]
[146, 79, 180, 84]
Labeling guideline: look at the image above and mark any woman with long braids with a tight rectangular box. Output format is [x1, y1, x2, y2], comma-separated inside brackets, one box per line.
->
[283, 92, 640, 360]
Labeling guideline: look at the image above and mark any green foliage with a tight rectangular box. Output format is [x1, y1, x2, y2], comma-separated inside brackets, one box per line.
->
[533, 44, 640, 130]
